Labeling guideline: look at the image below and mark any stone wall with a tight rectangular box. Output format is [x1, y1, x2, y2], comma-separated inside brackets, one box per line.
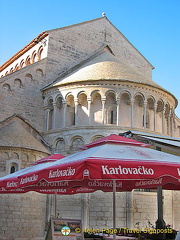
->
[132, 190, 180, 230]
[171, 191, 180, 230]
[0, 192, 46, 240]
[52, 191, 132, 230]
[46, 17, 153, 81]
[0, 59, 47, 132]
[0, 148, 48, 177]
[0, 148, 49, 240]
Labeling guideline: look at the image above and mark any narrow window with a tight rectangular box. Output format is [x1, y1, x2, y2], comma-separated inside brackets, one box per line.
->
[10, 166, 16, 174]
[110, 111, 114, 124]
[9, 162, 18, 174]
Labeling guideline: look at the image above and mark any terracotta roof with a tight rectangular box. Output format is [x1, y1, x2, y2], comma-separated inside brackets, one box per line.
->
[0, 31, 48, 72]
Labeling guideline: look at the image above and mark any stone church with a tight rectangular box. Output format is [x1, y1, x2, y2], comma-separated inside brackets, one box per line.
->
[0, 16, 180, 240]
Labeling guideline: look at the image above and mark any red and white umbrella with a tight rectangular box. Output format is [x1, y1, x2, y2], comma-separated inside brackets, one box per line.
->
[31, 153, 65, 165]
[1, 134, 179, 191]
[0, 135, 179, 240]
[0, 153, 65, 190]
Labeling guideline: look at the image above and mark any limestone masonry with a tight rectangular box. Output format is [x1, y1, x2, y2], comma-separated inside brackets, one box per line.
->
[0, 16, 180, 240]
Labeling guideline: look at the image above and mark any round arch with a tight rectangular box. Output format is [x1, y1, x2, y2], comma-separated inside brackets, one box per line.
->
[70, 136, 85, 154]
[133, 93, 145, 129]
[31, 50, 37, 63]
[53, 137, 66, 155]
[119, 91, 131, 127]
[25, 56, 31, 66]
[105, 91, 117, 125]
[91, 135, 105, 142]
[37, 46, 44, 60]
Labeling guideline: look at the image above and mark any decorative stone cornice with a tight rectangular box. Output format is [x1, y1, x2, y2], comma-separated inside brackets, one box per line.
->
[0, 31, 48, 72]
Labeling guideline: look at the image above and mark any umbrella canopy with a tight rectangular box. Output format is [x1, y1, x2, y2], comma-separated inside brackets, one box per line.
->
[31, 153, 65, 165]
[0, 153, 65, 190]
[0, 135, 179, 240]
[1, 134, 179, 192]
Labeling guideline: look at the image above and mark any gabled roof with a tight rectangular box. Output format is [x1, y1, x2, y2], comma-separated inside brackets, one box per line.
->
[1, 16, 153, 73]
[0, 115, 50, 154]
[47, 16, 154, 69]
[44, 45, 163, 91]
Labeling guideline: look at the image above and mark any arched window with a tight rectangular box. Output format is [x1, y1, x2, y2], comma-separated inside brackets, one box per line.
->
[9, 67, 14, 74]
[66, 95, 75, 126]
[10, 166, 15, 174]
[31, 51, 37, 63]
[10, 162, 18, 174]
[134, 94, 144, 129]
[37, 46, 43, 60]
[25, 56, 31, 66]
[20, 59, 25, 69]
[120, 92, 131, 127]
[77, 93, 88, 126]
[105, 92, 117, 125]
[14, 64, 19, 71]
[91, 92, 102, 125]
[156, 100, 164, 133]
[146, 97, 155, 130]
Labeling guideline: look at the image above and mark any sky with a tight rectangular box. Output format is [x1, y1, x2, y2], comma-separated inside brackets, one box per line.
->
[0, 0, 180, 118]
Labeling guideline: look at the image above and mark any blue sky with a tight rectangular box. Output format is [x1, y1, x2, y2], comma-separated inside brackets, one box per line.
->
[0, 0, 179, 117]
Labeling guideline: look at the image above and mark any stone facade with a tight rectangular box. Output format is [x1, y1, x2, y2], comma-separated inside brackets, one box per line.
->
[0, 17, 180, 239]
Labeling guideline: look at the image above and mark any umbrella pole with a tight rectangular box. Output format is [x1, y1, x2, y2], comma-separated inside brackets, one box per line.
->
[55, 190, 57, 218]
[113, 179, 116, 240]
[156, 186, 166, 229]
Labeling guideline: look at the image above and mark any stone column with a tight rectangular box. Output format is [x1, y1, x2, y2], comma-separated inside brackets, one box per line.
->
[62, 100, 67, 128]
[168, 113, 171, 136]
[130, 99, 134, 128]
[156, 186, 166, 239]
[43, 106, 48, 131]
[87, 97, 91, 125]
[154, 103, 157, 132]
[53, 103, 57, 129]
[116, 98, 120, 126]
[171, 109, 174, 137]
[162, 108, 165, 134]
[101, 97, 106, 125]
[74, 98, 78, 126]
[46, 108, 50, 131]
[143, 101, 147, 129]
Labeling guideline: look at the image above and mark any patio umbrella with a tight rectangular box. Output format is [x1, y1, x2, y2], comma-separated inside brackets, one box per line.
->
[0, 153, 97, 219]
[31, 153, 66, 165]
[0, 153, 66, 189]
[0, 135, 180, 240]
[5, 134, 179, 191]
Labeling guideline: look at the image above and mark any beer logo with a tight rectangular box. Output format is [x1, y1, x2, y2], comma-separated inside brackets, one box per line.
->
[61, 226, 71, 236]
